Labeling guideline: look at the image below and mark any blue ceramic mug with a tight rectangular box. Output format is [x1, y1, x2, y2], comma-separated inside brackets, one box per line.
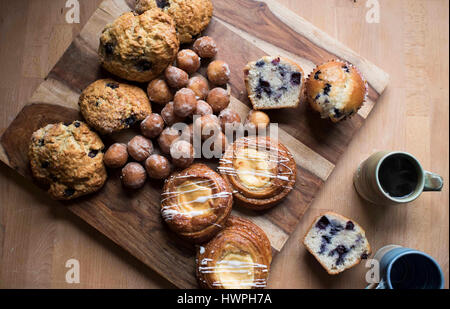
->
[368, 245, 444, 289]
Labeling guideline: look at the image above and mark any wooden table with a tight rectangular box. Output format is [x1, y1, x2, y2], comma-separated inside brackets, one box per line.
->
[0, 0, 448, 289]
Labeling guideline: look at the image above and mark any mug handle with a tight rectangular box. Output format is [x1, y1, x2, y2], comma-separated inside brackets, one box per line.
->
[423, 171, 444, 192]
[375, 278, 389, 289]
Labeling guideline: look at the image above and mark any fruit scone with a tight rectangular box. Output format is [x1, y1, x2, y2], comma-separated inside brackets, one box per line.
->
[303, 212, 371, 275]
[244, 56, 305, 110]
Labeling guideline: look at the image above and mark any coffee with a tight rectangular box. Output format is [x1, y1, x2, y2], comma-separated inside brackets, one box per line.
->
[378, 155, 419, 198]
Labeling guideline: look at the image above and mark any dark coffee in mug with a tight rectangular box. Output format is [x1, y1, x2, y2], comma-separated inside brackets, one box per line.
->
[378, 154, 419, 198]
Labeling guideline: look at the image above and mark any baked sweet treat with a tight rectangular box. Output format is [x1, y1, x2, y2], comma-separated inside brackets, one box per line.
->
[187, 75, 210, 100]
[303, 212, 371, 275]
[207, 60, 230, 86]
[244, 56, 305, 110]
[170, 140, 195, 168]
[161, 163, 233, 243]
[305, 60, 368, 122]
[165, 65, 189, 89]
[245, 110, 270, 132]
[145, 154, 171, 179]
[104, 143, 129, 168]
[176, 49, 201, 74]
[219, 136, 296, 210]
[121, 162, 147, 189]
[28, 121, 107, 200]
[196, 216, 272, 289]
[147, 78, 173, 105]
[193, 36, 217, 59]
[127, 135, 154, 162]
[140, 113, 165, 139]
[135, 0, 214, 44]
[207, 87, 230, 113]
[98, 9, 179, 82]
[79, 79, 152, 135]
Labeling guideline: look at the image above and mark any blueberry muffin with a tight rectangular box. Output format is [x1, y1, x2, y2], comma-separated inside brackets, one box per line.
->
[244, 56, 305, 110]
[303, 212, 371, 275]
[79, 79, 152, 135]
[98, 9, 179, 82]
[28, 121, 107, 200]
[305, 60, 368, 122]
[135, 0, 213, 44]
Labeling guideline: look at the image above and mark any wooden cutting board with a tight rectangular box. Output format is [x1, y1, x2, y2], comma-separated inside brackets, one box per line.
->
[0, 0, 389, 288]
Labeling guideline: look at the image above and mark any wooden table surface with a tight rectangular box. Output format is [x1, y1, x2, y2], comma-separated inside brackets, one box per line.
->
[0, 0, 448, 289]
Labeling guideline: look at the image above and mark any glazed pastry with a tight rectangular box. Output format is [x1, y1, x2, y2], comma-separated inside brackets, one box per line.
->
[79, 79, 152, 135]
[193, 36, 217, 59]
[28, 121, 107, 200]
[98, 9, 179, 82]
[244, 56, 305, 110]
[303, 212, 371, 275]
[135, 0, 214, 44]
[305, 60, 368, 122]
[161, 163, 233, 243]
[219, 136, 296, 210]
[196, 216, 272, 289]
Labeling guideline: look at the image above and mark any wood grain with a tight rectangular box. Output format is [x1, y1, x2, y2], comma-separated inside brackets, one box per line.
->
[0, 0, 447, 289]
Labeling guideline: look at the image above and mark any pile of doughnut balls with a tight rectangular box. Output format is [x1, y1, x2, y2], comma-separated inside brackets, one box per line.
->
[102, 36, 272, 190]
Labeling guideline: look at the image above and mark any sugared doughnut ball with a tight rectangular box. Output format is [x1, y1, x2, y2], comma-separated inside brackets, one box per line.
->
[193, 36, 218, 59]
[170, 140, 195, 169]
[104, 143, 128, 168]
[194, 100, 213, 117]
[145, 154, 171, 179]
[207, 87, 230, 113]
[194, 114, 222, 141]
[127, 135, 153, 162]
[176, 49, 201, 74]
[121, 162, 147, 189]
[161, 102, 185, 126]
[173, 88, 197, 117]
[140, 113, 165, 139]
[165, 65, 189, 89]
[147, 78, 173, 105]
[245, 110, 270, 132]
[219, 108, 241, 132]
[180, 123, 194, 143]
[158, 126, 181, 154]
[207, 60, 230, 85]
[187, 75, 209, 100]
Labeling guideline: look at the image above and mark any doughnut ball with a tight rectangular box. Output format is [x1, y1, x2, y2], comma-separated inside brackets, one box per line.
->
[194, 100, 213, 117]
[193, 36, 218, 59]
[170, 140, 195, 169]
[121, 162, 147, 189]
[219, 108, 241, 132]
[194, 114, 222, 141]
[245, 110, 270, 132]
[145, 154, 171, 179]
[207, 87, 230, 113]
[158, 126, 181, 154]
[140, 113, 165, 138]
[104, 143, 128, 168]
[173, 88, 197, 117]
[147, 78, 173, 105]
[127, 135, 153, 162]
[207, 60, 230, 85]
[176, 49, 201, 74]
[161, 102, 185, 126]
[165, 65, 189, 89]
[187, 75, 209, 100]
[208, 131, 228, 154]
[180, 123, 194, 143]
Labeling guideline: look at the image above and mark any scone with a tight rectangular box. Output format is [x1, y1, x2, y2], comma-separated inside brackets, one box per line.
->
[28, 121, 107, 200]
[303, 212, 371, 275]
[305, 60, 368, 122]
[244, 56, 305, 110]
[135, 0, 213, 44]
[79, 79, 152, 135]
[98, 9, 179, 82]
[196, 216, 272, 289]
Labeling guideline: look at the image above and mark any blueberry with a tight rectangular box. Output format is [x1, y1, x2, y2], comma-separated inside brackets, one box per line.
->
[345, 221, 355, 230]
[323, 83, 332, 95]
[73, 121, 81, 128]
[329, 223, 344, 235]
[104, 43, 114, 55]
[279, 86, 287, 92]
[256, 79, 272, 97]
[361, 252, 369, 259]
[342, 65, 350, 73]
[315, 94, 321, 100]
[314, 70, 321, 80]
[278, 66, 287, 77]
[88, 150, 98, 158]
[64, 188, 75, 197]
[334, 108, 343, 119]
[316, 216, 330, 229]
[271, 57, 281, 65]
[322, 235, 331, 244]
[106, 83, 119, 89]
[123, 115, 137, 127]
[318, 243, 327, 255]
[156, 0, 170, 9]
[255, 60, 265, 67]
[135, 60, 152, 72]
[41, 161, 49, 168]
[329, 245, 349, 266]
[291, 72, 302, 85]
[38, 139, 45, 147]
[95, 100, 101, 107]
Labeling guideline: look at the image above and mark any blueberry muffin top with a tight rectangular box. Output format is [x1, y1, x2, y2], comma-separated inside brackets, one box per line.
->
[79, 79, 152, 135]
[135, 0, 213, 44]
[98, 9, 179, 82]
[306, 60, 368, 122]
[28, 121, 107, 200]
